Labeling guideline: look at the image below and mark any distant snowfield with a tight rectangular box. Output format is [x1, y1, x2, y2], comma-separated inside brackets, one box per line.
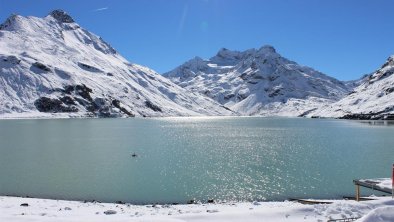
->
[1, 195, 393, 222]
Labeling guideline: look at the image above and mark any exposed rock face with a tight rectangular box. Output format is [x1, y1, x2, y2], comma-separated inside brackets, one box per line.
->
[164, 45, 350, 116]
[2, 55, 21, 64]
[339, 113, 394, 120]
[49, 10, 74, 23]
[145, 100, 162, 112]
[34, 97, 78, 113]
[34, 84, 135, 117]
[0, 15, 17, 30]
[111, 99, 134, 117]
[32, 62, 51, 72]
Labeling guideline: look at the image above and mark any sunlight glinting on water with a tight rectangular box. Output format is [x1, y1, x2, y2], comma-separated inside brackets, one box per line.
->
[0, 117, 393, 204]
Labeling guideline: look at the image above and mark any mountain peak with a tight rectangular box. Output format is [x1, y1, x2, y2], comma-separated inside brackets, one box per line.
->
[49, 10, 74, 23]
[165, 44, 350, 116]
[214, 48, 241, 60]
[0, 14, 20, 30]
[0, 11, 232, 117]
[258, 45, 276, 54]
[381, 56, 394, 69]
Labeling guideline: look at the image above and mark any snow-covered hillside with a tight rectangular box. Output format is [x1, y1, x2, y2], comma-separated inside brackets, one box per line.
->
[310, 56, 394, 119]
[0, 10, 233, 118]
[164, 46, 350, 116]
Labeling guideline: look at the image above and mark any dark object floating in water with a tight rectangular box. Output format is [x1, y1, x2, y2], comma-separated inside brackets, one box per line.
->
[131, 153, 138, 157]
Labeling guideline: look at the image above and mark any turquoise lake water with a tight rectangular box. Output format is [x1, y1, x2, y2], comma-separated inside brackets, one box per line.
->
[0, 117, 392, 204]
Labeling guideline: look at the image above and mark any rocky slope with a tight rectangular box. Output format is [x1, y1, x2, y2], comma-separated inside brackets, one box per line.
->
[0, 10, 233, 118]
[310, 56, 394, 119]
[164, 46, 350, 116]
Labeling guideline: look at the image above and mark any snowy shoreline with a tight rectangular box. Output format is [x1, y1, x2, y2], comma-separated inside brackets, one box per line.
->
[2, 112, 394, 121]
[0, 113, 298, 120]
[1, 195, 393, 222]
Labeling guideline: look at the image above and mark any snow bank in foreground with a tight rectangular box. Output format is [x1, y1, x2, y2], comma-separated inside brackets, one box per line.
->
[358, 206, 394, 222]
[1, 196, 394, 222]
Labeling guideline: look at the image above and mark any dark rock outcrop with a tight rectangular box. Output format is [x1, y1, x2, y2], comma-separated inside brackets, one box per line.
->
[0, 14, 17, 30]
[34, 97, 78, 113]
[145, 100, 162, 112]
[78, 62, 102, 72]
[339, 111, 394, 120]
[32, 62, 51, 72]
[63, 84, 93, 101]
[75, 84, 93, 101]
[112, 99, 134, 117]
[59, 96, 76, 105]
[2, 55, 21, 64]
[49, 10, 74, 23]
[36, 84, 134, 117]
[385, 87, 394, 95]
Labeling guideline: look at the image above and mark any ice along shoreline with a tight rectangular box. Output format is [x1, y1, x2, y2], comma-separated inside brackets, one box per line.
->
[1, 195, 393, 222]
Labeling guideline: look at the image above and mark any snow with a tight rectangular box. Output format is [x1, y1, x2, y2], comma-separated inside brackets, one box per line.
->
[310, 56, 394, 119]
[357, 178, 393, 192]
[0, 10, 233, 118]
[163, 45, 350, 117]
[1, 196, 393, 222]
[377, 179, 393, 191]
[2, 10, 393, 119]
[358, 206, 394, 222]
[1, 10, 394, 119]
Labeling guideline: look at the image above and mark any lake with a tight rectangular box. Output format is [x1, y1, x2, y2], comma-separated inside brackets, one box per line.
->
[0, 117, 392, 204]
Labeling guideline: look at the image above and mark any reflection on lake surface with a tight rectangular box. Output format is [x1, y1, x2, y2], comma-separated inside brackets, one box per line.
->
[0, 117, 393, 204]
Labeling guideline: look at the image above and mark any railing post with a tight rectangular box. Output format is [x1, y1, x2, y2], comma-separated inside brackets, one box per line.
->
[355, 184, 360, 202]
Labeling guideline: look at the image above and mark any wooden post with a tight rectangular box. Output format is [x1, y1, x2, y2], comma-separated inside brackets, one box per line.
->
[356, 184, 360, 202]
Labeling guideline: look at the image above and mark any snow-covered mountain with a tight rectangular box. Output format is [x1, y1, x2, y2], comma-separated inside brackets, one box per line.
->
[310, 56, 394, 119]
[0, 10, 233, 118]
[164, 46, 350, 116]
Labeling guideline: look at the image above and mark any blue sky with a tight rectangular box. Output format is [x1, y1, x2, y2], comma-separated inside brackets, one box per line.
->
[1, 0, 394, 80]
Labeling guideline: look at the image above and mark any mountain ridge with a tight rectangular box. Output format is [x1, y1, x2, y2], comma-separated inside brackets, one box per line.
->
[164, 45, 351, 116]
[1, 10, 391, 119]
[309, 55, 394, 119]
[0, 10, 234, 118]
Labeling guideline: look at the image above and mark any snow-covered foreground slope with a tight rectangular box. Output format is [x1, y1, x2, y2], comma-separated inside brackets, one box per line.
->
[310, 56, 394, 119]
[0, 10, 233, 118]
[358, 206, 394, 222]
[1, 195, 393, 222]
[164, 46, 350, 116]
